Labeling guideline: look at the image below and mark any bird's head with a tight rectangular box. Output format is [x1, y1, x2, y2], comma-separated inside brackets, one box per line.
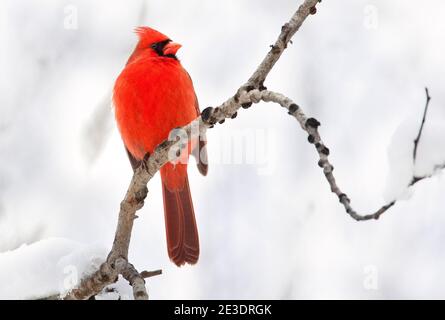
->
[132, 26, 182, 60]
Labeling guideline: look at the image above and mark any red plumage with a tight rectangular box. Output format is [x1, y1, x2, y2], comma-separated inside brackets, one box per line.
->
[113, 27, 207, 266]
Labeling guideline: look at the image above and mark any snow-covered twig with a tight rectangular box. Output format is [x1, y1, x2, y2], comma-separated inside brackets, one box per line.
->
[410, 88, 443, 185]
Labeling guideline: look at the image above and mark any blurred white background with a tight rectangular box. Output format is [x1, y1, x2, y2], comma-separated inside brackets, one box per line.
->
[0, 0, 445, 299]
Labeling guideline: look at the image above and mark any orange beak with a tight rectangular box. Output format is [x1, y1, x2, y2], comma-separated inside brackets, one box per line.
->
[163, 41, 182, 56]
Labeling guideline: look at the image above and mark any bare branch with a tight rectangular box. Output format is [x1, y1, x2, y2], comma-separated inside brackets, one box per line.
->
[413, 87, 431, 163]
[257, 89, 441, 221]
[65, 0, 321, 300]
[120, 261, 149, 300]
[140, 269, 162, 279]
[250, 90, 397, 221]
[66, 0, 443, 300]
[246, 0, 320, 87]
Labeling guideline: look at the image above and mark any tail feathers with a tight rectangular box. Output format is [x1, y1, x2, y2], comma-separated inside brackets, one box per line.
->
[162, 174, 199, 266]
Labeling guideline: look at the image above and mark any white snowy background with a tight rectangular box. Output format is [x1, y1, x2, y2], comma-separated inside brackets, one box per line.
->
[0, 0, 444, 299]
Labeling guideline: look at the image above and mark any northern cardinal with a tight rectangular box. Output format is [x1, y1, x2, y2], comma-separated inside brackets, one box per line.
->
[113, 27, 207, 266]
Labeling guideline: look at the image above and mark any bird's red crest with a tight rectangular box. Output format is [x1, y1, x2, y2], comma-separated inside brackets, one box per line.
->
[134, 26, 170, 47]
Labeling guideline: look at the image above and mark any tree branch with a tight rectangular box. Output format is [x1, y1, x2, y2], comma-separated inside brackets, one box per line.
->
[65, 0, 321, 300]
[66, 0, 442, 299]
[246, 0, 320, 87]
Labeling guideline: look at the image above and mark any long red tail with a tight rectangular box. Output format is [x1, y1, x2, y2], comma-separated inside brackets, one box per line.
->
[161, 165, 199, 266]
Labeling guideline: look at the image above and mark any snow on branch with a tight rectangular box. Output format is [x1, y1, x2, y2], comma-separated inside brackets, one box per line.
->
[409, 88, 444, 185]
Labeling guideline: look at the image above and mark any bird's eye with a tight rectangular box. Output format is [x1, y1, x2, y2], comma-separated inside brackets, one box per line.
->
[150, 43, 157, 50]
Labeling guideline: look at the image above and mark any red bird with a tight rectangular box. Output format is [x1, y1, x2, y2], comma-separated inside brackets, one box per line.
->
[113, 27, 207, 266]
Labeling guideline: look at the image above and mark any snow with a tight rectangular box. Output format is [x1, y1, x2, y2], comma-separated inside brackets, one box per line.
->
[95, 276, 135, 300]
[413, 120, 445, 178]
[0, 238, 107, 299]
[384, 116, 445, 202]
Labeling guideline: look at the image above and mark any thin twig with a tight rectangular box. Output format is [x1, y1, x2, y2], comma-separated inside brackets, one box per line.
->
[140, 270, 163, 278]
[413, 87, 431, 163]
[249, 89, 397, 221]
[246, 0, 320, 88]
[202, 89, 441, 221]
